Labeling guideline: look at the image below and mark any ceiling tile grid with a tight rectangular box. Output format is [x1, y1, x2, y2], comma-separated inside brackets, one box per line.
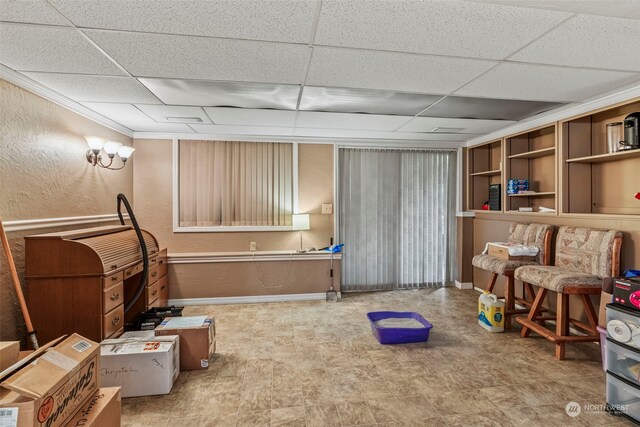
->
[0, 23, 125, 75]
[83, 30, 312, 83]
[0, 0, 70, 26]
[23, 72, 161, 103]
[509, 14, 640, 72]
[1, 0, 639, 142]
[455, 62, 640, 102]
[49, 0, 316, 43]
[313, 0, 572, 59]
[306, 47, 497, 94]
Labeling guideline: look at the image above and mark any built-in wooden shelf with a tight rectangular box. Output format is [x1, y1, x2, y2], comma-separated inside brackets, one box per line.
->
[469, 169, 501, 176]
[508, 191, 556, 197]
[565, 149, 640, 164]
[508, 146, 556, 159]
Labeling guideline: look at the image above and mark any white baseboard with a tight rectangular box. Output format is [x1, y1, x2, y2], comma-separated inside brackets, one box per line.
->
[455, 281, 474, 290]
[168, 292, 329, 306]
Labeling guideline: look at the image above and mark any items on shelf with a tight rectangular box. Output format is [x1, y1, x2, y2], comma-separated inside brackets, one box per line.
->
[507, 179, 529, 195]
[621, 112, 640, 151]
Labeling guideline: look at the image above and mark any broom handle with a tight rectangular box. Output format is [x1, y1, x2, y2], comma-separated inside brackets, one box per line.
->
[0, 218, 39, 349]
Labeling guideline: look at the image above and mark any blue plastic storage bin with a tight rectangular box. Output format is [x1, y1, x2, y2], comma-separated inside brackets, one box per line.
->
[366, 311, 433, 344]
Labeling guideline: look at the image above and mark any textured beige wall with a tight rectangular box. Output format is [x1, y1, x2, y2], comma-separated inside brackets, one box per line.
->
[133, 139, 336, 297]
[0, 80, 133, 342]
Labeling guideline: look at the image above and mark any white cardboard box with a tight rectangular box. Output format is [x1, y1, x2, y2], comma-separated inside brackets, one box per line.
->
[98, 335, 179, 398]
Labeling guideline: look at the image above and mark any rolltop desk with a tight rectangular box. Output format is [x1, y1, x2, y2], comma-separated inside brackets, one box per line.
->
[25, 225, 168, 343]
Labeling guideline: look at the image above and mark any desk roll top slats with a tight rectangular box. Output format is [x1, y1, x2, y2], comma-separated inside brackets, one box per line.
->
[25, 225, 168, 343]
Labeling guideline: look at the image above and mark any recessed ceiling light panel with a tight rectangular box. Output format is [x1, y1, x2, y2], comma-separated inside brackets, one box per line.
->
[138, 78, 300, 110]
[299, 86, 442, 116]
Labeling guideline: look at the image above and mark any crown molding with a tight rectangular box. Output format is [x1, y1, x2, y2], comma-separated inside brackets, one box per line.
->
[0, 65, 134, 137]
[464, 83, 640, 147]
[133, 131, 466, 148]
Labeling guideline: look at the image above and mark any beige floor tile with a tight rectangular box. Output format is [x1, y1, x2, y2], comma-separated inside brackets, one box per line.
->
[335, 400, 377, 426]
[304, 403, 342, 427]
[122, 289, 611, 427]
[236, 409, 271, 427]
[270, 406, 306, 427]
[442, 410, 512, 427]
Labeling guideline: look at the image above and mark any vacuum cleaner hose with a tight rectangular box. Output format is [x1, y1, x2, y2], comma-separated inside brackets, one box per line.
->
[116, 193, 149, 313]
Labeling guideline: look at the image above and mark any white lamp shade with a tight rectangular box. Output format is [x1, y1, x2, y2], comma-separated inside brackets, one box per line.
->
[117, 145, 135, 160]
[292, 214, 310, 230]
[85, 135, 106, 151]
[103, 141, 123, 155]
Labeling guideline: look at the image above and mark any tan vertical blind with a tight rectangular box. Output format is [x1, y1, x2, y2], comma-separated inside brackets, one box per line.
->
[179, 140, 293, 227]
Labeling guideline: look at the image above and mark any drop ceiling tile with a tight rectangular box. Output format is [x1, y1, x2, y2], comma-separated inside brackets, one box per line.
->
[510, 14, 640, 71]
[455, 63, 640, 102]
[299, 86, 441, 115]
[467, 0, 640, 20]
[84, 30, 310, 83]
[0, 24, 125, 75]
[139, 78, 300, 110]
[421, 96, 564, 120]
[81, 102, 154, 123]
[135, 105, 212, 124]
[190, 124, 295, 136]
[296, 112, 410, 131]
[314, 0, 571, 60]
[0, 0, 70, 25]
[306, 47, 496, 94]
[22, 72, 161, 103]
[50, 0, 316, 43]
[204, 108, 297, 127]
[397, 117, 514, 134]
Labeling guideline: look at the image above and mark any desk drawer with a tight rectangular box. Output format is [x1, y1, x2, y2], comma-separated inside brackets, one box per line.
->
[103, 304, 124, 338]
[106, 327, 124, 339]
[124, 263, 143, 279]
[148, 297, 160, 308]
[103, 271, 123, 288]
[159, 276, 169, 306]
[148, 264, 160, 284]
[103, 282, 124, 314]
[147, 280, 160, 303]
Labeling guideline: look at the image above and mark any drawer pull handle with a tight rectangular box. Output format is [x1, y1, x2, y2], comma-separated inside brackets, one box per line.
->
[112, 316, 121, 325]
[161, 285, 166, 290]
[160, 260, 164, 264]
[152, 289, 158, 296]
[111, 276, 118, 282]
[110, 264, 118, 270]
[151, 271, 157, 278]
[110, 292, 120, 301]
[126, 271, 132, 276]
[151, 258, 157, 264]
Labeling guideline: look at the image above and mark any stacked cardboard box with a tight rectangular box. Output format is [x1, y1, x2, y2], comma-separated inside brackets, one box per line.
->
[154, 316, 215, 371]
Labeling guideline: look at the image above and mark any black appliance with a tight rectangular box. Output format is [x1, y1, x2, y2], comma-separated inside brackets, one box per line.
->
[621, 112, 640, 151]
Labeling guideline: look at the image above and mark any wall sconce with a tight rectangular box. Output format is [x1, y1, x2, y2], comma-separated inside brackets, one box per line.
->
[85, 136, 135, 170]
[292, 213, 310, 252]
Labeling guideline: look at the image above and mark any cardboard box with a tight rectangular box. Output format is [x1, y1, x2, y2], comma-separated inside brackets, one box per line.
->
[99, 335, 179, 398]
[0, 342, 19, 372]
[599, 291, 614, 328]
[154, 316, 215, 371]
[0, 334, 99, 427]
[487, 243, 536, 261]
[63, 387, 120, 427]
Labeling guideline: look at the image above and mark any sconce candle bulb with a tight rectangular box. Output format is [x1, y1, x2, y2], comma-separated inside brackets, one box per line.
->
[85, 136, 133, 170]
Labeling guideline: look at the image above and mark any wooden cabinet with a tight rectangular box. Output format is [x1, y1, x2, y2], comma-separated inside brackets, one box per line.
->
[467, 139, 502, 212]
[25, 225, 168, 343]
[561, 99, 640, 216]
[504, 124, 557, 214]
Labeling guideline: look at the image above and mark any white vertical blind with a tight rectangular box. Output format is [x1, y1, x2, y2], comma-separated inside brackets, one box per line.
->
[339, 148, 457, 291]
[179, 140, 293, 227]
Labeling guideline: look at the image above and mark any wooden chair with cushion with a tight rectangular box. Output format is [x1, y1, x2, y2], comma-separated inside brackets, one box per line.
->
[472, 223, 553, 329]
[515, 226, 622, 360]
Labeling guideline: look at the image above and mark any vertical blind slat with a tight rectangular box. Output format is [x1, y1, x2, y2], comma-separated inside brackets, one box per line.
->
[178, 140, 293, 227]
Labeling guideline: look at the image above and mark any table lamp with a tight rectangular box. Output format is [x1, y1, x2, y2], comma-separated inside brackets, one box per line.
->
[292, 214, 310, 252]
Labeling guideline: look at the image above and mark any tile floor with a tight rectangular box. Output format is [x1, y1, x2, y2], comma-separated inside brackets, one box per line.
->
[122, 288, 631, 426]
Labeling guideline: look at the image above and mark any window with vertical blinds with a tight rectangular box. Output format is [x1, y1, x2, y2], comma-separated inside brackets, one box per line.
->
[178, 140, 293, 228]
